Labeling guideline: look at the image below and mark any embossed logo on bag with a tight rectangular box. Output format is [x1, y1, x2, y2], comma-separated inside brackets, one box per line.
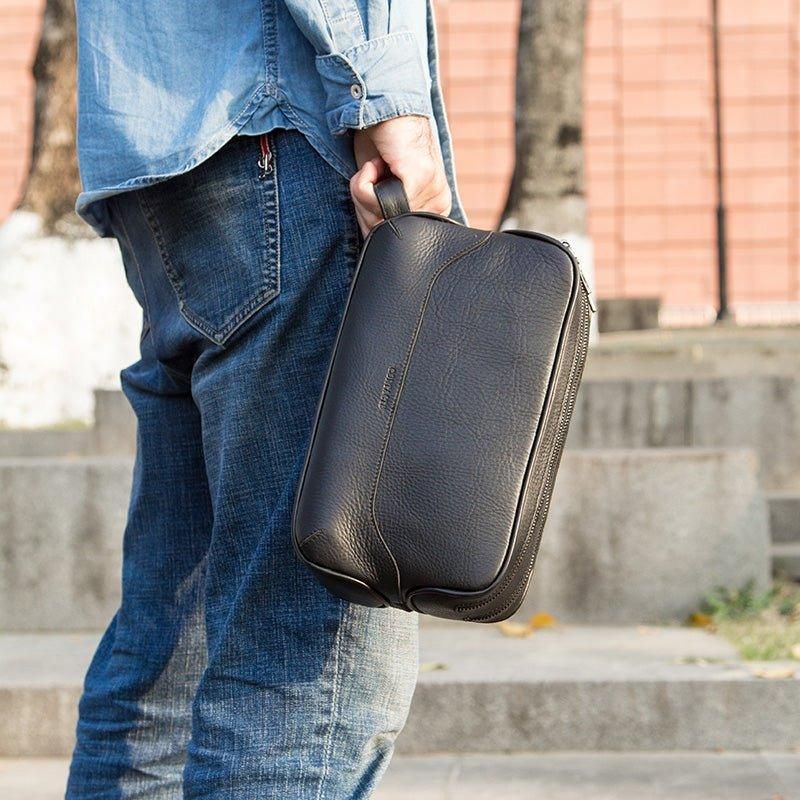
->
[378, 365, 397, 411]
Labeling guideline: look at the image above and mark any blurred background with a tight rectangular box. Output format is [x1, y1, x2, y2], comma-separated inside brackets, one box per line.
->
[1, 1, 800, 798]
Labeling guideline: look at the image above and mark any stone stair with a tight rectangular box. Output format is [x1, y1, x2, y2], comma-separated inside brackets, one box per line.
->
[770, 492, 800, 580]
[1, 325, 798, 798]
[2, 625, 798, 760]
[582, 325, 800, 380]
[4, 752, 800, 800]
[567, 373, 800, 492]
[0, 448, 771, 631]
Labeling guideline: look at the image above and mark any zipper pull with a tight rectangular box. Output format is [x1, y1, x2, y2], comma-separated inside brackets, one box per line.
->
[562, 240, 597, 313]
[579, 270, 597, 313]
[257, 134, 273, 180]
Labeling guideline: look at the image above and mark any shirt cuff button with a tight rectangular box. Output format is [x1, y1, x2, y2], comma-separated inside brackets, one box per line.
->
[350, 83, 364, 99]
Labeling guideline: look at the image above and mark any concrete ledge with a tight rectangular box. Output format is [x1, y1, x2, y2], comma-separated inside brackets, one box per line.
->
[378, 752, 800, 799]
[3, 627, 798, 758]
[0, 390, 135, 459]
[3, 753, 800, 800]
[769, 493, 800, 544]
[0, 458, 130, 632]
[0, 430, 91, 459]
[584, 326, 800, 380]
[90, 390, 135, 457]
[597, 297, 660, 333]
[568, 375, 800, 491]
[402, 626, 800, 754]
[522, 449, 770, 624]
[0, 448, 770, 630]
[772, 544, 800, 580]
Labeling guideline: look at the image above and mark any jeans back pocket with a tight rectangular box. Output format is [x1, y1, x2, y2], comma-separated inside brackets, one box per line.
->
[138, 135, 280, 345]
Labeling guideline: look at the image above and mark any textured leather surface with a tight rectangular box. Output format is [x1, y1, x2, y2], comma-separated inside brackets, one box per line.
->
[374, 177, 410, 219]
[292, 210, 593, 622]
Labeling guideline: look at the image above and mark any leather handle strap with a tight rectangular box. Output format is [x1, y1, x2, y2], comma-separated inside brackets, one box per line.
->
[374, 177, 410, 220]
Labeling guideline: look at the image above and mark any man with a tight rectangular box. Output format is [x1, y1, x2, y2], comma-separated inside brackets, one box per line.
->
[65, 1, 464, 798]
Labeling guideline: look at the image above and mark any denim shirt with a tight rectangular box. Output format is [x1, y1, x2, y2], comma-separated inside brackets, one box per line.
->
[74, 0, 466, 236]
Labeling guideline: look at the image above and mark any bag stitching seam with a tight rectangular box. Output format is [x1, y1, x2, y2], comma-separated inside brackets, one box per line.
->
[368, 231, 493, 602]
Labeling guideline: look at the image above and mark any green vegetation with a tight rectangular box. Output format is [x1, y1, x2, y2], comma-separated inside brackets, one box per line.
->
[694, 580, 800, 661]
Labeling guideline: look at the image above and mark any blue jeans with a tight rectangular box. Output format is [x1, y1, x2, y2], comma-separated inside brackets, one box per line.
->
[66, 129, 419, 799]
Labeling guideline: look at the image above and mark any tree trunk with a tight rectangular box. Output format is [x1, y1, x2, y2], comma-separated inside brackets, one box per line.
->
[502, 0, 587, 236]
[19, 0, 82, 236]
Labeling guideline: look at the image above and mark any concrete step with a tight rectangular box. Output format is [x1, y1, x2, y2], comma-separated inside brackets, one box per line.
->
[0, 457, 129, 632]
[0, 429, 90, 459]
[70, 371, 800, 495]
[521, 447, 769, 624]
[93, 372, 800, 493]
[568, 374, 800, 491]
[584, 325, 800, 381]
[377, 752, 800, 800]
[0, 448, 770, 630]
[403, 624, 800, 754]
[773, 543, 800, 580]
[91, 389, 135, 457]
[5, 370, 800, 497]
[770, 493, 800, 545]
[2, 626, 799, 758]
[3, 751, 799, 800]
[0, 389, 134, 460]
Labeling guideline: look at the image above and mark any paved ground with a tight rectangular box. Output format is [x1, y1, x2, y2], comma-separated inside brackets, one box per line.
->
[3, 752, 799, 800]
[377, 752, 800, 799]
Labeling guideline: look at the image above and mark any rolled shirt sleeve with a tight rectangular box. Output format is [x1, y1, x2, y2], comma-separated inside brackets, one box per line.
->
[283, 1, 433, 134]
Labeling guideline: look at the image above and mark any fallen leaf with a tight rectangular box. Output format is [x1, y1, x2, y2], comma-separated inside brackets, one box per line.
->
[750, 666, 796, 680]
[497, 621, 534, 638]
[528, 612, 557, 629]
[676, 656, 710, 666]
[419, 661, 448, 673]
[688, 612, 714, 628]
[791, 644, 800, 661]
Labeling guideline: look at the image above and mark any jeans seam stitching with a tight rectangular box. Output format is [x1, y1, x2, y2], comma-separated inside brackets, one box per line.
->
[315, 601, 347, 800]
[134, 149, 281, 346]
[114, 199, 153, 328]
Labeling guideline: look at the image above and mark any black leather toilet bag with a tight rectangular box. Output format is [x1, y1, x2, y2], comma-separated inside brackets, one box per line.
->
[292, 178, 595, 622]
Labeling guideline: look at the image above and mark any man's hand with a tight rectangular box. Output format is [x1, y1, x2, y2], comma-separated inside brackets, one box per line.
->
[350, 115, 452, 236]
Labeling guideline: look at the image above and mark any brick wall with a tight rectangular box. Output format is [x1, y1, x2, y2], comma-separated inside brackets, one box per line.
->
[0, 0, 42, 222]
[585, 0, 800, 318]
[3, 1, 800, 318]
[433, 0, 518, 229]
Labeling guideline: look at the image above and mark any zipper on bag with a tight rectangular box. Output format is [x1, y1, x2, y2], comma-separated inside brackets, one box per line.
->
[561, 240, 597, 313]
[258, 133, 273, 180]
[580, 271, 597, 312]
[457, 289, 592, 621]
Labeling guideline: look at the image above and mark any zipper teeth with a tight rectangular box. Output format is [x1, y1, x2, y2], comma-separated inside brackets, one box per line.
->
[258, 133, 273, 178]
[456, 296, 588, 611]
[458, 293, 591, 620]
[466, 299, 590, 620]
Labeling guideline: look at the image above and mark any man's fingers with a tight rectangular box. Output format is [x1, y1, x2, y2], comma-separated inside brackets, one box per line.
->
[351, 115, 452, 231]
[349, 142, 452, 237]
[350, 160, 382, 236]
[350, 158, 383, 214]
[396, 164, 452, 217]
